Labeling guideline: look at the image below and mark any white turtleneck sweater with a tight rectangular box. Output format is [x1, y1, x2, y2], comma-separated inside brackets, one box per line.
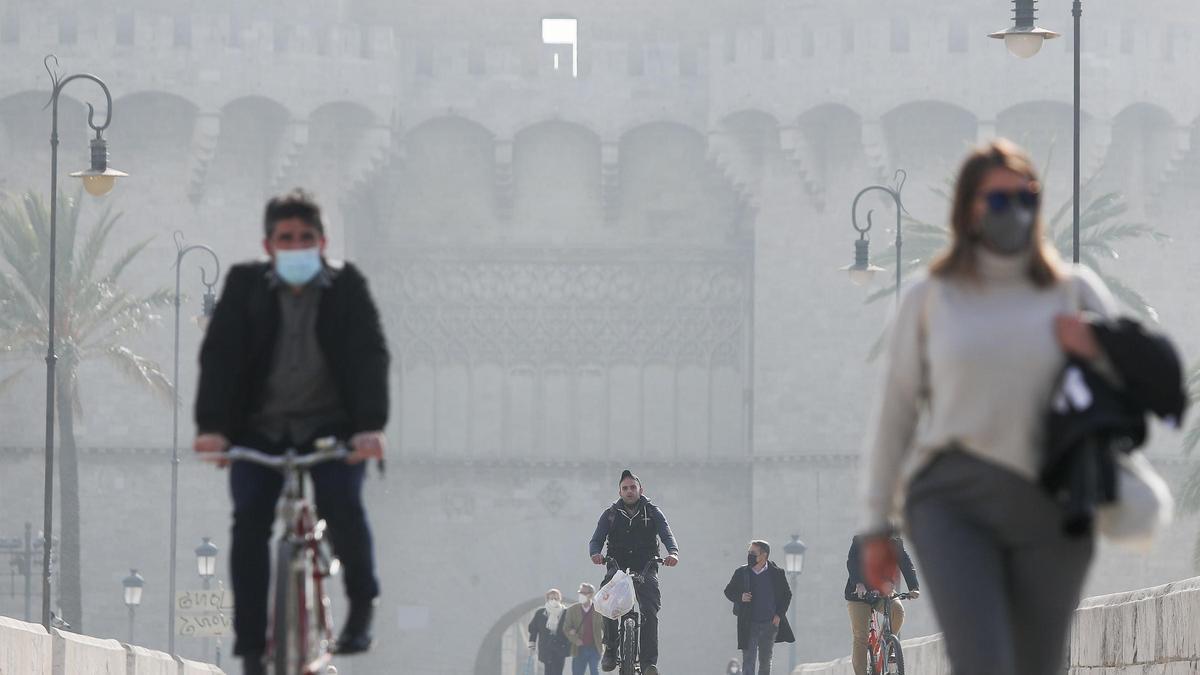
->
[860, 249, 1117, 532]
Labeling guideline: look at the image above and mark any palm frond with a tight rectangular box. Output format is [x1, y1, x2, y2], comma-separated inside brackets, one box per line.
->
[866, 328, 887, 363]
[0, 364, 30, 396]
[0, 271, 44, 333]
[102, 234, 153, 285]
[79, 288, 173, 345]
[1184, 422, 1200, 457]
[1100, 274, 1159, 323]
[1181, 464, 1200, 513]
[70, 207, 121, 290]
[1193, 529, 1200, 573]
[100, 345, 175, 406]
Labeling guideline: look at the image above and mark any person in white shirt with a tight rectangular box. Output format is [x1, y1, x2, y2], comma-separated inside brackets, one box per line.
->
[859, 139, 1116, 675]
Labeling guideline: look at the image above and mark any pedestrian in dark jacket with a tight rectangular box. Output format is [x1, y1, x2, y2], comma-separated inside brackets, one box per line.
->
[589, 470, 680, 675]
[192, 190, 389, 675]
[845, 535, 919, 675]
[529, 588, 570, 675]
[723, 540, 795, 675]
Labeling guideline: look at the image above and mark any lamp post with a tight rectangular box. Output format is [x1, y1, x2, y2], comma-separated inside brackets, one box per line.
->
[40, 54, 127, 630]
[195, 537, 221, 666]
[168, 234, 221, 655]
[783, 534, 807, 671]
[989, 0, 1081, 264]
[122, 569, 144, 644]
[843, 170, 908, 301]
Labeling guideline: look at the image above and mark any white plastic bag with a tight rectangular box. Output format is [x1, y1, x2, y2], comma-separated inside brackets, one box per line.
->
[594, 570, 635, 620]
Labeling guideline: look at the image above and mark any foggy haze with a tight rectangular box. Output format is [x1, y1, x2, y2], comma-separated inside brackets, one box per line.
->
[1, 1, 1199, 674]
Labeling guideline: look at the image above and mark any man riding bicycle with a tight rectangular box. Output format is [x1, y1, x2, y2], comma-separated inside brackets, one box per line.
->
[589, 469, 680, 675]
[845, 535, 919, 675]
[193, 189, 389, 675]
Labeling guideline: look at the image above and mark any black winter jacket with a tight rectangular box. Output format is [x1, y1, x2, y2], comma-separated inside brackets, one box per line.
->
[723, 561, 795, 650]
[527, 607, 569, 665]
[194, 260, 390, 449]
[589, 496, 679, 572]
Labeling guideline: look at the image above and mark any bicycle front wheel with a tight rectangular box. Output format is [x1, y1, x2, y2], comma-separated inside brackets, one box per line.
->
[882, 634, 904, 675]
[619, 617, 637, 675]
[272, 540, 304, 675]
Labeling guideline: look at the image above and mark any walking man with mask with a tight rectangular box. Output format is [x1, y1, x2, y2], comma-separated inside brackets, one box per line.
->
[564, 583, 603, 675]
[723, 540, 795, 675]
[194, 189, 388, 675]
[589, 469, 680, 675]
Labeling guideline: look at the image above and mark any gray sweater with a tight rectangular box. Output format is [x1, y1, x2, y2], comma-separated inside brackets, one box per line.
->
[860, 249, 1117, 532]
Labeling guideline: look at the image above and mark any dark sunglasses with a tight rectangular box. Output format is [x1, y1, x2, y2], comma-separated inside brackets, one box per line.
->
[984, 189, 1040, 213]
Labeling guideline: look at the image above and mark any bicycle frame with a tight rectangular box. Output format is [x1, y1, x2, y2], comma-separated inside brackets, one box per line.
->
[603, 557, 663, 675]
[227, 442, 346, 675]
[865, 591, 908, 675]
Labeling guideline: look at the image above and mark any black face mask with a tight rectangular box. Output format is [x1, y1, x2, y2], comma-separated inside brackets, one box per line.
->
[747, 552, 759, 566]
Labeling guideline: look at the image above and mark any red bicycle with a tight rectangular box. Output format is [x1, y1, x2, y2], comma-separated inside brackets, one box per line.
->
[226, 439, 345, 675]
[865, 590, 912, 675]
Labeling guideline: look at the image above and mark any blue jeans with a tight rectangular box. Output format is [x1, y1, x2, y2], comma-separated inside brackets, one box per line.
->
[572, 645, 600, 675]
[229, 458, 379, 655]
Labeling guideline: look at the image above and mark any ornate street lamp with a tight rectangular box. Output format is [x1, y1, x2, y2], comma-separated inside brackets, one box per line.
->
[122, 569, 144, 643]
[195, 537, 218, 586]
[168, 233, 221, 655]
[40, 54, 128, 630]
[988, 0, 1060, 58]
[783, 535, 808, 671]
[844, 170, 908, 302]
[990, 0, 1082, 264]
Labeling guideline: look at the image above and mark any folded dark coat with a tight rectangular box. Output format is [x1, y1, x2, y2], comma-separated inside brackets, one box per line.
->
[1042, 317, 1186, 536]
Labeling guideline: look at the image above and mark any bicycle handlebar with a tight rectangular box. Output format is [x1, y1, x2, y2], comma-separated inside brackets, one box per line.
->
[226, 438, 350, 471]
[603, 556, 666, 579]
[865, 590, 917, 602]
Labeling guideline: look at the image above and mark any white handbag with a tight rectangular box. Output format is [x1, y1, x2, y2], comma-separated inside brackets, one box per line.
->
[1095, 450, 1173, 551]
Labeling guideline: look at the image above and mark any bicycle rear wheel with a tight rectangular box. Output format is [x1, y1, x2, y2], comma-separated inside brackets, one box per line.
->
[619, 616, 637, 675]
[272, 540, 304, 675]
[882, 635, 904, 675]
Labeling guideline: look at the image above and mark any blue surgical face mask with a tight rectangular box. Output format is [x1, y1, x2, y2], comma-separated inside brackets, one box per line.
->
[274, 247, 322, 286]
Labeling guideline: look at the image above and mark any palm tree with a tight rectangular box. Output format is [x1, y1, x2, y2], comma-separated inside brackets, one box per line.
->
[0, 189, 173, 631]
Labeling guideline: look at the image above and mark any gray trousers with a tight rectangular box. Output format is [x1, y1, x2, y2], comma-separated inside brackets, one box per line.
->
[905, 452, 1094, 675]
[742, 621, 777, 675]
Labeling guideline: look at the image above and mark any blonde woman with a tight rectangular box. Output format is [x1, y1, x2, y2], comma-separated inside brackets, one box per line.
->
[860, 139, 1116, 675]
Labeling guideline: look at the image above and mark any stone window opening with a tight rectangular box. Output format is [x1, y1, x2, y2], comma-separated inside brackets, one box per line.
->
[115, 13, 134, 46]
[59, 14, 78, 45]
[948, 17, 968, 53]
[542, 17, 578, 77]
[173, 16, 191, 48]
[1, 12, 18, 45]
[890, 17, 910, 53]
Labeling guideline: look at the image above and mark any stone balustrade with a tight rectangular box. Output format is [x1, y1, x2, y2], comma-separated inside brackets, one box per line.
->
[0, 615, 225, 675]
[793, 576, 1200, 674]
